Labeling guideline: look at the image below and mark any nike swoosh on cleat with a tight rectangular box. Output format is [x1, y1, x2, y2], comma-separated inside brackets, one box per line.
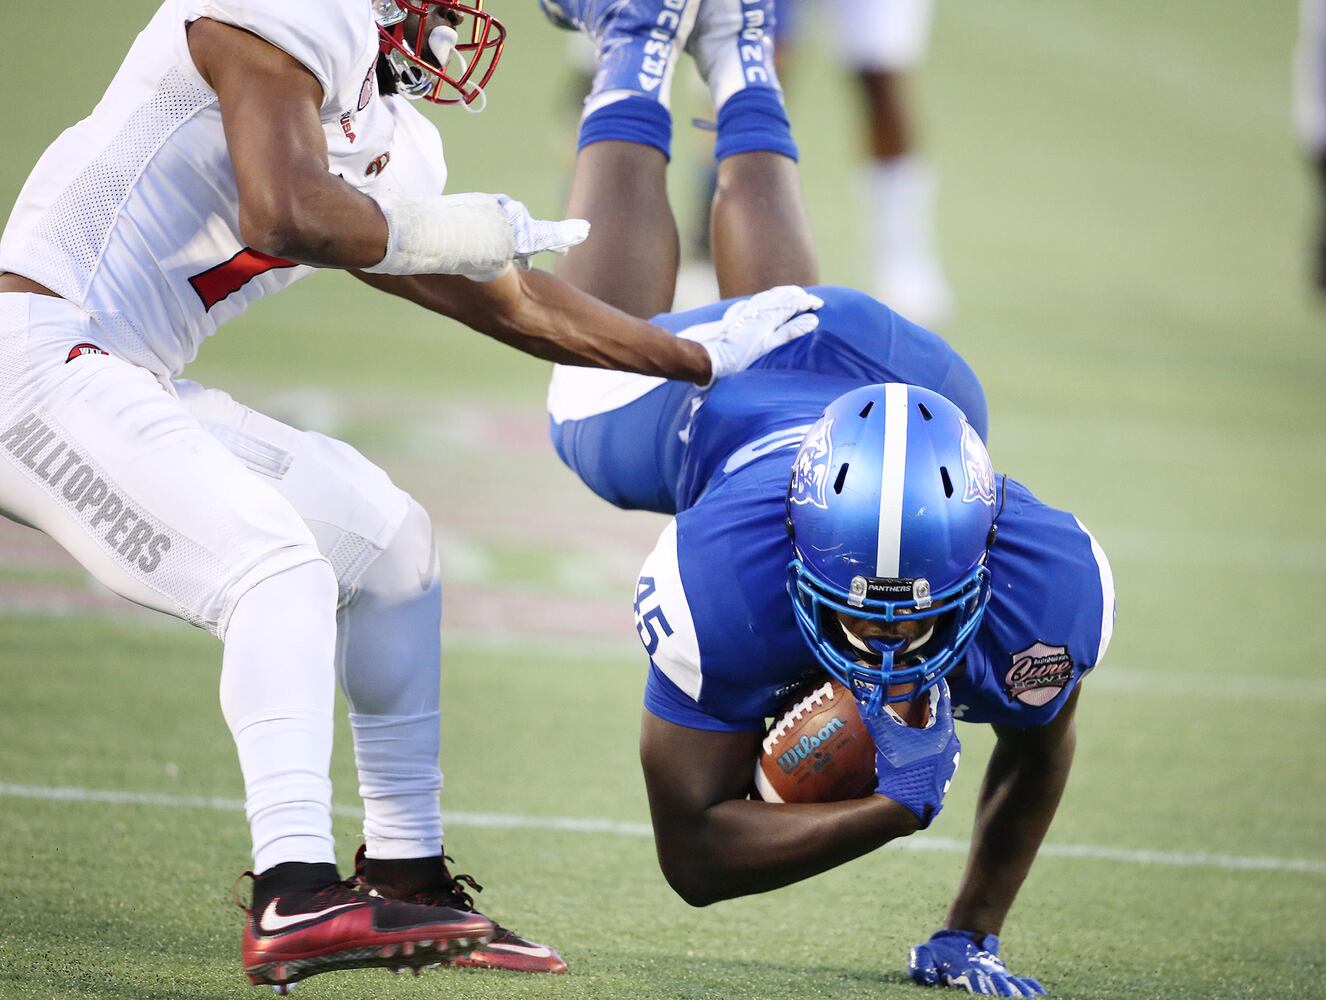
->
[259, 899, 364, 933]
[482, 943, 555, 958]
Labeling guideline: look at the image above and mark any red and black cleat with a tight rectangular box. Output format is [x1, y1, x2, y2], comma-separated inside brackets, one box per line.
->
[237, 869, 495, 994]
[353, 845, 568, 975]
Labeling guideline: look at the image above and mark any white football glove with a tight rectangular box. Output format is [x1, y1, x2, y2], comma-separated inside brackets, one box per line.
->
[678, 286, 824, 386]
[364, 191, 590, 282]
[496, 195, 591, 269]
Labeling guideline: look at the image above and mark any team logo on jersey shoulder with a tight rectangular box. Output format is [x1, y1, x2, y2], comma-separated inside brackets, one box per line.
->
[1005, 640, 1074, 706]
[789, 418, 834, 509]
[960, 420, 996, 506]
[65, 343, 108, 363]
[340, 112, 357, 144]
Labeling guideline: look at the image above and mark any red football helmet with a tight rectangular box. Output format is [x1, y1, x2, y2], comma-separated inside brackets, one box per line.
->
[373, 0, 506, 107]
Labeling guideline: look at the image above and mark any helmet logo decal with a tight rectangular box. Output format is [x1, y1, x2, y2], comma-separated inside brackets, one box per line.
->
[788, 418, 834, 510]
[1005, 641, 1075, 706]
[960, 420, 996, 507]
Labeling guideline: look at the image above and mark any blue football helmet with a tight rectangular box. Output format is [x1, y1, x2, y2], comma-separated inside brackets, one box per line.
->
[787, 383, 999, 717]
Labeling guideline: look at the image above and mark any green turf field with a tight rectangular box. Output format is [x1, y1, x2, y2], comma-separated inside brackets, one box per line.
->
[2, 2, 1324, 998]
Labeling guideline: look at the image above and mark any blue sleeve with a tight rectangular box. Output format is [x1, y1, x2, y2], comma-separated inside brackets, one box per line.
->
[644, 662, 767, 733]
[649, 297, 740, 334]
[647, 286, 986, 439]
[950, 479, 1116, 728]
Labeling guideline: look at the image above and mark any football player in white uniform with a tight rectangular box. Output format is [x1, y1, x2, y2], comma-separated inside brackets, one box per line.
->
[0, 0, 822, 991]
[774, 0, 954, 326]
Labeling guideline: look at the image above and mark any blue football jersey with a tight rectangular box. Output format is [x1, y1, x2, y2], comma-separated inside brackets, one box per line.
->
[553, 287, 987, 515]
[636, 470, 1114, 732]
[552, 286, 1115, 732]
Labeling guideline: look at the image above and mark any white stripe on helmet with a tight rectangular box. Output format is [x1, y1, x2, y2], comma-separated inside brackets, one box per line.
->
[876, 384, 910, 576]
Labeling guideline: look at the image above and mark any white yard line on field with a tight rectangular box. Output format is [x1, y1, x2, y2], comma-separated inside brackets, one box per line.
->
[0, 781, 1322, 876]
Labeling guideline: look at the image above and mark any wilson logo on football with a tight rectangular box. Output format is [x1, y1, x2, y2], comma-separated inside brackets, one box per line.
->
[65, 343, 108, 363]
[775, 717, 846, 773]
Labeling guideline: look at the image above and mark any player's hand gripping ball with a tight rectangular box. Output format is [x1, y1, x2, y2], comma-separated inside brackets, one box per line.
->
[754, 678, 931, 803]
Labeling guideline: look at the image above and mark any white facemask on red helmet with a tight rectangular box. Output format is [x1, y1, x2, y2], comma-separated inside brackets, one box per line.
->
[372, 0, 505, 108]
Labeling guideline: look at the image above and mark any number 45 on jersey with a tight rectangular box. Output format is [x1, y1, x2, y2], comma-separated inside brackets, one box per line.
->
[634, 577, 673, 657]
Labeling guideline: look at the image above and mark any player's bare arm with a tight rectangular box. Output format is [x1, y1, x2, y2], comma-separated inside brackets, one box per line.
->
[354, 267, 711, 381]
[354, 267, 821, 385]
[191, 15, 582, 284]
[188, 17, 390, 267]
[639, 710, 921, 907]
[943, 686, 1081, 936]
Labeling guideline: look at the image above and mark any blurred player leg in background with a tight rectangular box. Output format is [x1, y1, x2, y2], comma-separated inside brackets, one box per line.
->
[549, 0, 816, 313]
[1294, 0, 1326, 293]
[826, 0, 954, 326]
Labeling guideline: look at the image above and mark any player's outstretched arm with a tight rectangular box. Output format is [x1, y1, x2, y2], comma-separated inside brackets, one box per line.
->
[639, 709, 929, 907]
[942, 687, 1080, 935]
[353, 268, 820, 385]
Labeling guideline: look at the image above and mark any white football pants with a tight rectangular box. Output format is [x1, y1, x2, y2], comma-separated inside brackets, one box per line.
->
[0, 293, 445, 870]
[777, 0, 935, 71]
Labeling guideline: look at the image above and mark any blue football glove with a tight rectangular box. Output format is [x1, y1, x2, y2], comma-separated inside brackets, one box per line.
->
[909, 930, 1046, 996]
[861, 680, 960, 829]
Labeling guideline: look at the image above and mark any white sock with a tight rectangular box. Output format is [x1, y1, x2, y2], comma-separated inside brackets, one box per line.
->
[865, 154, 939, 271]
[863, 154, 953, 326]
[336, 500, 445, 860]
[221, 560, 339, 873]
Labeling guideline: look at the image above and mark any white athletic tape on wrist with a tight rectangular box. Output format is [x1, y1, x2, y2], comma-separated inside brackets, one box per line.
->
[364, 191, 514, 281]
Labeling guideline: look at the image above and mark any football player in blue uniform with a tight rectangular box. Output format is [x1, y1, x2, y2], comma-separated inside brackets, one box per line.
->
[541, 4, 1115, 993]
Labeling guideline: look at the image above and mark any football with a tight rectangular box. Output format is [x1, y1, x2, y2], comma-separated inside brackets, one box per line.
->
[754, 678, 877, 803]
[754, 678, 935, 803]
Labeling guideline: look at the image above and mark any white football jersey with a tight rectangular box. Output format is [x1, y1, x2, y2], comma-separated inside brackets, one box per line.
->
[0, 0, 448, 376]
